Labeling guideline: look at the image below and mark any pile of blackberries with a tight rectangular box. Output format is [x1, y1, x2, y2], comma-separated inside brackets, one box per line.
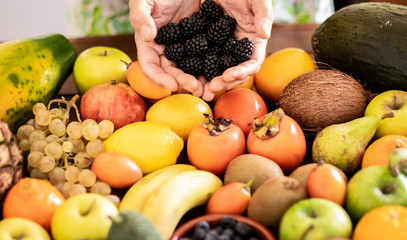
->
[180, 215, 260, 240]
[154, 0, 254, 81]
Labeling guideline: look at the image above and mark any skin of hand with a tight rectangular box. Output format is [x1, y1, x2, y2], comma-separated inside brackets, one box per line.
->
[201, 0, 274, 101]
[129, 0, 273, 101]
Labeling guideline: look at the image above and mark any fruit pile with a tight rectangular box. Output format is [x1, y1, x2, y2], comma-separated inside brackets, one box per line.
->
[1, 1, 407, 240]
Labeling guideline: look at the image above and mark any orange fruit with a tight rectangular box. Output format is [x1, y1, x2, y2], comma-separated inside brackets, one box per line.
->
[361, 135, 407, 168]
[353, 205, 407, 240]
[3, 177, 65, 231]
[126, 61, 172, 100]
[211, 75, 254, 103]
[254, 47, 316, 104]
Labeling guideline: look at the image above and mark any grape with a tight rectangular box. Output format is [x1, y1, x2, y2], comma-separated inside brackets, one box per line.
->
[106, 194, 121, 207]
[82, 119, 97, 126]
[49, 118, 66, 137]
[67, 121, 83, 139]
[27, 151, 44, 168]
[35, 109, 52, 126]
[30, 168, 48, 179]
[98, 120, 114, 139]
[44, 142, 63, 159]
[69, 183, 87, 197]
[49, 108, 64, 120]
[74, 152, 92, 169]
[82, 121, 99, 141]
[38, 156, 56, 173]
[90, 181, 112, 196]
[30, 140, 47, 153]
[70, 138, 85, 153]
[65, 165, 81, 183]
[45, 134, 59, 143]
[18, 139, 31, 151]
[62, 141, 74, 153]
[60, 182, 74, 198]
[49, 167, 66, 185]
[26, 118, 35, 127]
[78, 169, 97, 187]
[17, 124, 35, 140]
[86, 139, 104, 158]
[32, 102, 47, 115]
[28, 130, 46, 143]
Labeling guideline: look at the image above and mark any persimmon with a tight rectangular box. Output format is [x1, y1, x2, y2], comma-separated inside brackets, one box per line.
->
[187, 115, 246, 176]
[206, 180, 252, 215]
[353, 205, 407, 240]
[362, 135, 407, 168]
[91, 152, 143, 189]
[306, 162, 347, 206]
[246, 108, 306, 173]
[3, 177, 65, 231]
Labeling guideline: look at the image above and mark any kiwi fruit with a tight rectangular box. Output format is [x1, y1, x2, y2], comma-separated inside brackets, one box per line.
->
[288, 163, 318, 187]
[247, 176, 307, 229]
[223, 154, 284, 193]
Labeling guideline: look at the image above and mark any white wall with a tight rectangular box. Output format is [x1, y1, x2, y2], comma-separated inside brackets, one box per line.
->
[0, 0, 67, 41]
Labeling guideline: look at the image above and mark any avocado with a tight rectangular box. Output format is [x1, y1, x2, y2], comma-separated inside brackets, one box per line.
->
[107, 210, 162, 240]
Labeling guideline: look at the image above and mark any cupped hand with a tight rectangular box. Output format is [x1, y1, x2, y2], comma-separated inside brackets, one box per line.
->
[201, 0, 274, 101]
[129, 0, 204, 97]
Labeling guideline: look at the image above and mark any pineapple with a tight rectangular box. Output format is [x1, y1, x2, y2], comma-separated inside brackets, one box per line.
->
[0, 120, 23, 201]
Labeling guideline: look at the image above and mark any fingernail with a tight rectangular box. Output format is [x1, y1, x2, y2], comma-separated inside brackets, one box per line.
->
[261, 21, 271, 38]
[139, 24, 151, 40]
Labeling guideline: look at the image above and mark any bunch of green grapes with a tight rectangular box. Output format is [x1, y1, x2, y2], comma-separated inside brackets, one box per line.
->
[16, 95, 119, 205]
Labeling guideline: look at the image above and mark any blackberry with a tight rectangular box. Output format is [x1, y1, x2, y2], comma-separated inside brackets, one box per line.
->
[224, 38, 238, 54]
[179, 12, 208, 38]
[204, 55, 223, 81]
[178, 57, 203, 77]
[233, 37, 254, 63]
[201, 0, 224, 23]
[185, 33, 209, 57]
[220, 54, 238, 70]
[155, 22, 183, 44]
[207, 15, 237, 44]
[164, 42, 185, 61]
[206, 44, 224, 57]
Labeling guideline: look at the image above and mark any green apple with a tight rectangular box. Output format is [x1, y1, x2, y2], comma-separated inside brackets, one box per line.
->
[364, 90, 407, 139]
[0, 217, 51, 240]
[345, 164, 407, 223]
[51, 193, 118, 240]
[279, 198, 353, 240]
[73, 46, 132, 95]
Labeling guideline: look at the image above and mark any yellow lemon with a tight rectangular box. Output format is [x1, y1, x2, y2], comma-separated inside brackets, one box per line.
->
[104, 121, 184, 174]
[146, 93, 213, 142]
[254, 47, 316, 104]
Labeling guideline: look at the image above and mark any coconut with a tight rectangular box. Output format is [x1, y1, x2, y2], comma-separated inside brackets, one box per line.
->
[279, 69, 372, 136]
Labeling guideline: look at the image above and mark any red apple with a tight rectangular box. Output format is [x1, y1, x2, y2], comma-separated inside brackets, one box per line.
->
[80, 80, 147, 130]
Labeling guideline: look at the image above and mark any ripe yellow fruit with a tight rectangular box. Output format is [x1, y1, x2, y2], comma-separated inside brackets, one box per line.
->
[254, 47, 316, 104]
[146, 93, 212, 142]
[103, 121, 184, 174]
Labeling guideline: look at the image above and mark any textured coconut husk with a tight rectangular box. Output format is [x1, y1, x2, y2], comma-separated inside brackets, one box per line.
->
[279, 69, 373, 138]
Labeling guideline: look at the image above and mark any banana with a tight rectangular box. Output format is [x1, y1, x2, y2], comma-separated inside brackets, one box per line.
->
[140, 170, 223, 240]
[119, 164, 197, 212]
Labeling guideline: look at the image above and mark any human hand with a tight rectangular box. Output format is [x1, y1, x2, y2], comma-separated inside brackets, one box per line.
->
[201, 0, 274, 101]
[128, 0, 204, 97]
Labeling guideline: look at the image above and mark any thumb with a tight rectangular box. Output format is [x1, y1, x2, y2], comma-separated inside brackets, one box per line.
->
[252, 0, 274, 39]
[129, 0, 157, 41]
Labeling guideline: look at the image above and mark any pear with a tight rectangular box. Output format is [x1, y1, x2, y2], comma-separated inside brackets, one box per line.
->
[312, 115, 384, 174]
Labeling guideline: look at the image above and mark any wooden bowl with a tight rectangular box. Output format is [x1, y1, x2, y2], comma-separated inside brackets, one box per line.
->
[170, 213, 276, 240]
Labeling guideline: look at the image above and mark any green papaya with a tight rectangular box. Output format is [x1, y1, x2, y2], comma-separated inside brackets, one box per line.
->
[0, 33, 77, 132]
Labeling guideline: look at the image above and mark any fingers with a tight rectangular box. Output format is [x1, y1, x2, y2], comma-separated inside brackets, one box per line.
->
[202, 76, 247, 101]
[129, 0, 157, 41]
[252, 0, 274, 39]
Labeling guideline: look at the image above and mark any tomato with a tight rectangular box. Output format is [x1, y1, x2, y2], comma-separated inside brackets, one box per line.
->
[206, 180, 252, 215]
[213, 88, 268, 136]
[187, 115, 246, 176]
[3, 178, 65, 231]
[91, 152, 143, 189]
[306, 163, 347, 206]
[126, 61, 172, 100]
[247, 108, 306, 173]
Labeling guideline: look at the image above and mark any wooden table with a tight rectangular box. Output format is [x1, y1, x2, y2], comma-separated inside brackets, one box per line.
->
[58, 24, 319, 95]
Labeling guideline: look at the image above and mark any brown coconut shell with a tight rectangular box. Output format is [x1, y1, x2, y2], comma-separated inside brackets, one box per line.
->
[279, 69, 372, 137]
